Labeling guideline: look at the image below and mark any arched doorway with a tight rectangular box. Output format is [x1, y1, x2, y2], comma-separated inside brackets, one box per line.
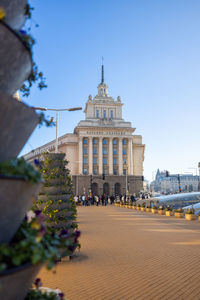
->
[103, 182, 109, 195]
[91, 182, 98, 195]
[114, 183, 121, 196]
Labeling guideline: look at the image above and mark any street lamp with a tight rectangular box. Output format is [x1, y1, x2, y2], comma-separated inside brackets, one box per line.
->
[33, 106, 82, 153]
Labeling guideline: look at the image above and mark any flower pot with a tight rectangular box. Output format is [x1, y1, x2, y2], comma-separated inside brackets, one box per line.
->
[0, 262, 43, 300]
[0, 177, 41, 243]
[0, 92, 39, 162]
[0, 22, 32, 95]
[146, 208, 151, 212]
[166, 211, 173, 216]
[0, 0, 27, 30]
[151, 209, 158, 214]
[185, 213, 196, 221]
[158, 210, 165, 215]
[174, 212, 184, 218]
[141, 207, 146, 212]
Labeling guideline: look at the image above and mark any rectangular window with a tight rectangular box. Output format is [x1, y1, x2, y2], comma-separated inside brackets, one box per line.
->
[93, 168, 97, 175]
[122, 139, 127, 145]
[103, 168, 108, 175]
[83, 138, 87, 144]
[103, 148, 107, 155]
[113, 148, 117, 155]
[83, 157, 87, 164]
[113, 158, 117, 165]
[123, 169, 126, 175]
[93, 148, 97, 155]
[103, 139, 107, 145]
[123, 149, 127, 155]
[110, 110, 113, 118]
[103, 158, 107, 165]
[103, 110, 106, 118]
[93, 157, 97, 164]
[96, 110, 99, 118]
[113, 168, 118, 175]
[123, 158, 127, 165]
[113, 139, 117, 145]
[83, 168, 88, 175]
[83, 148, 87, 155]
[93, 139, 97, 144]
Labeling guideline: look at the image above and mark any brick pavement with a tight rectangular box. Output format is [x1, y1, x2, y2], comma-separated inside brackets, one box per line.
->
[39, 206, 200, 300]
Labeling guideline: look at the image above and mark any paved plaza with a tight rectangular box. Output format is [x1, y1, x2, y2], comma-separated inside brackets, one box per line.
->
[39, 206, 200, 300]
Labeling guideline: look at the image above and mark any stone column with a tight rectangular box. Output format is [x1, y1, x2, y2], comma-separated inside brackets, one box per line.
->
[109, 138, 113, 175]
[79, 137, 83, 174]
[128, 138, 133, 175]
[89, 137, 93, 174]
[98, 137, 103, 174]
[118, 137, 123, 175]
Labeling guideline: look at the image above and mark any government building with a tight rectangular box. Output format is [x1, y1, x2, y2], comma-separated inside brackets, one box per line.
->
[24, 65, 145, 196]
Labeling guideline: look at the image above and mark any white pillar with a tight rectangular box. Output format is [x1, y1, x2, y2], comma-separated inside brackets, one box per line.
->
[79, 137, 83, 174]
[129, 138, 133, 175]
[98, 137, 103, 174]
[109, 138, 113, 175]
[89, 137, 93, 174]
[118, 137, 123, 175]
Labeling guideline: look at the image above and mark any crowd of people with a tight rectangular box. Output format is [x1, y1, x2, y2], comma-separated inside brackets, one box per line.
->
[73, 194, 150, 206]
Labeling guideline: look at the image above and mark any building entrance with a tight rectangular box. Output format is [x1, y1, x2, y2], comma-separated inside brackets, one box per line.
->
[103, 182, 109, 195]
[91, 182, 98, 195]
[114, 182, 121, 196]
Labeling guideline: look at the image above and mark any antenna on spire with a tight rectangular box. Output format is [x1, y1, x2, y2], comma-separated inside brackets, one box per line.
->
[101, 56, 104, 84]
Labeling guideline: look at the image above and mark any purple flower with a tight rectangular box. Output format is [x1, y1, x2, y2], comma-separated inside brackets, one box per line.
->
[75, 230, 81, 238]
[58, 292, 65, 300]
[34, 210, 42, 216]
[34, 159, 41, 166]
[19, 29, 27, 35]
[59, 229, 68, 238]
[34, 278, 42, 289]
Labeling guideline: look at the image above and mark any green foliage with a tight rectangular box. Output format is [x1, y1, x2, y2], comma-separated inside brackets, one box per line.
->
[165, 206, 172, 211]
[0, 211, 80, 272]
[0, 158, 42, 184]
[174, 208, 184, 213]
[185, 208, 195, 214]
[38, 113, 55, 128]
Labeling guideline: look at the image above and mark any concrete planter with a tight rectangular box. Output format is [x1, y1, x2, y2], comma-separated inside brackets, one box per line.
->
[198, 216, 200, 222]
[146, 208, 151, 212]
[0, 92, 39, 162]
[0, 22, 32, 95]
[0, 177, 41, 243]
[0, 262, 43, 300]
[185, 214, 196, 221]
[174, 212, 184, 218]
[151, 209, 158, 214]
[166, 211, 173, 216]
[0, 0, 27, 30]
[141, 207, 146, 212]
[158, 210, 165, 215]
[136, 207, 141, 211]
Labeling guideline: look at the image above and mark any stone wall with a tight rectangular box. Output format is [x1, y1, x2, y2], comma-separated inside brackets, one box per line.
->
[72, 175, 143, 196]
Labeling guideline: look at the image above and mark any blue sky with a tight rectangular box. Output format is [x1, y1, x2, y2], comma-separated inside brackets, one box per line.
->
[20, 0, 200, 181]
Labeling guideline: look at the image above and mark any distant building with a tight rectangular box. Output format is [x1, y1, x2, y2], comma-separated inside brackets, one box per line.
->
[150, 169, 199, 194]
[24, 64, 145, 196]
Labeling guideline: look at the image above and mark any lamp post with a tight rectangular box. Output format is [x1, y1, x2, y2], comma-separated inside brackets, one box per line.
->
[33, 106, 82, 153]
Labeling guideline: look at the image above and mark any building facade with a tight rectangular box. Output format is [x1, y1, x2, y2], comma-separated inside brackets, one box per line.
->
[150, 169, 199, 194]
[24, 66, 145, 196]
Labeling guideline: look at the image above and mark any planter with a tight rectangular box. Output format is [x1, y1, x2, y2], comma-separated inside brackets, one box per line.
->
[0, 92, 39, 162]
[141, 207, 146, 212]
[174, 212, 184, 218]
[136, 207, 141, 211]
[0, 0, 27, 30]
[185, 213, 196, 221]
[0, 177, 41, 243]
[166, 211, 173, 216]
[146, 208, 151, 212]
[0, 22, 32, 95]
[0, 262, 43, 300]
[151, 209, 158, 214]
[158, 210, 165, 215]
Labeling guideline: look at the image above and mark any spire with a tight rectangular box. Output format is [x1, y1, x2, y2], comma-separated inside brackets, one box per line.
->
[101, 56, 104, 84]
